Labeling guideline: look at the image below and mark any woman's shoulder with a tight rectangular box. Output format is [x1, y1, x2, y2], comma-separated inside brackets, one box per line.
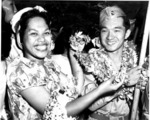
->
[0, 61, 6, 74]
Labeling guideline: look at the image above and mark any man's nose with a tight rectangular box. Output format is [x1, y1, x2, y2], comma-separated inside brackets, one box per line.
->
[107, 31, 114, 40]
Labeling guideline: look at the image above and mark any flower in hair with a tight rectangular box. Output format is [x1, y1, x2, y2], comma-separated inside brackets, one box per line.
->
[70, 31, 91, 52]
[34, 6, 47, 12]
[11, 6, 47, 33]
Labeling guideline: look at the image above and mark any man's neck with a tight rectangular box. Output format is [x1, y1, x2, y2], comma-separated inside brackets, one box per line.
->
[107, 48, 123, 71]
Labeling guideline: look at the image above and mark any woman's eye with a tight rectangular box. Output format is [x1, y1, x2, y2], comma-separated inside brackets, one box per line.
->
[30, 32, 38, 36]
[45, 32, 50, 35]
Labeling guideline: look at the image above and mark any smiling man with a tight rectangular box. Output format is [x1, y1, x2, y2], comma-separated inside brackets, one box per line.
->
[79, 5, 143, 120]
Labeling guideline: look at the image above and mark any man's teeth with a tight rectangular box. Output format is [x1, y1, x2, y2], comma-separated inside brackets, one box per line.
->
[107, 41, 116, 45]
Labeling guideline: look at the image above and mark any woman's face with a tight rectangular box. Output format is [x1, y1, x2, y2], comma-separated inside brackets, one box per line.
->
[2, 0, 17, 23]
[22, 17, 52, 61]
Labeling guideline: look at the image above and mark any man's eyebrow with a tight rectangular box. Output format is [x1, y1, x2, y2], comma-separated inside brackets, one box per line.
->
[114, 26, 124, 29]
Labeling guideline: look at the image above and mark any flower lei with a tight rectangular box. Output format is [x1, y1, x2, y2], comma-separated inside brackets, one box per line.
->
[75, 40, 138, 101]
[43, 58, 78, 120]
[69, 31, 91, 52]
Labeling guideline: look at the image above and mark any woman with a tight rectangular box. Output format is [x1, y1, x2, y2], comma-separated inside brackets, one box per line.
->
[6, 6, 125, 120]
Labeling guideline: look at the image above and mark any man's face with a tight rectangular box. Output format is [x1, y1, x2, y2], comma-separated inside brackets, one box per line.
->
[2, 0, 17, 23]
[100, 17, 128, 53]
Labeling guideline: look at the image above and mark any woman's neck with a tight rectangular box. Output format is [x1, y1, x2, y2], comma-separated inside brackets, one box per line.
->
[24, 55, 45, 65]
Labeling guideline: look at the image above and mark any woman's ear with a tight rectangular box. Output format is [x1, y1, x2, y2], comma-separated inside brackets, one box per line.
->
[125, 29, 131, 39]
[50, 41, 55, 51]
[16, 32, 23, 50]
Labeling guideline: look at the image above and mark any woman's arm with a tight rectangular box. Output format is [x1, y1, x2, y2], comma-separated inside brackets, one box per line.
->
[19, 49, 124, 117]
[66, 49, 124, 116]
[20, 72, 123, 117]
[66, 76, 123, 116]
[20, 86, 50, 114]
[68, 49, 84, 94]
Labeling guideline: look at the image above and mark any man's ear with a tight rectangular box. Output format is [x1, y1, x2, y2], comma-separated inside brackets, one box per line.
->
[125, 29, 131, 39]
[16, 32, 23, 50]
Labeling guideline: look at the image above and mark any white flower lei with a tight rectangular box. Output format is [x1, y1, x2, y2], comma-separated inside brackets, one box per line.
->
[76, 40, 138, 101]
[43, 58, 78, 120]
[69, 31, 91, 52]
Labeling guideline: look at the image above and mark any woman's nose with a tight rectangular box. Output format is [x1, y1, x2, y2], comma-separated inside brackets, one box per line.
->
[38, 35, 45, 42]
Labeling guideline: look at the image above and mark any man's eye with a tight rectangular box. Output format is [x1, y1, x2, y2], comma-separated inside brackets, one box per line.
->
[114, 29, 121, 32]
[101, 29, 107, 33]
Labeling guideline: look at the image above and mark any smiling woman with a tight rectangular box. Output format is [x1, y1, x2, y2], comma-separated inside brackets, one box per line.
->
[6, 6, 54, 120]
[5, 4, 126, 120]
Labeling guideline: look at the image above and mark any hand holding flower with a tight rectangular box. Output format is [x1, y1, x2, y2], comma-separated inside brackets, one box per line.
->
[69, 31, 91, 52]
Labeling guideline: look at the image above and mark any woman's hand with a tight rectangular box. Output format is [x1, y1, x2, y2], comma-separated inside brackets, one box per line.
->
[98, 76, 124, 94]
[68, 49, 85, 94]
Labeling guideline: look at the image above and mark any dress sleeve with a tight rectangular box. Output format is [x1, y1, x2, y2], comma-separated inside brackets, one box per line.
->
[7, 61, 46, 93]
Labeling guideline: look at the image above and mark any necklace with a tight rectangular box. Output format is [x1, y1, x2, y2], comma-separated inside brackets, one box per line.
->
[76, 40, 138, 101]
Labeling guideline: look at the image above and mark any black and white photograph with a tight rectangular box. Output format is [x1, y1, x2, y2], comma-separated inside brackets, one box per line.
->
[1, 0, 149, 120]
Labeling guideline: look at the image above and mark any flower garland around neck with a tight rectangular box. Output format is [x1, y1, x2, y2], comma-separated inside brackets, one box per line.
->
[42, 57, 78, 120]
[75, 40, 139, 101]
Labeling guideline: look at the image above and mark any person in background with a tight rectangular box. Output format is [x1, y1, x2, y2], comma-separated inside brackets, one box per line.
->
[1, 0, 17, 119]
[6, 6, 125, 120]
[73, 5, 148, 120]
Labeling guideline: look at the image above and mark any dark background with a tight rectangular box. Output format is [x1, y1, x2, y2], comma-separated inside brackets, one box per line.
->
[14, 0, 149, 55]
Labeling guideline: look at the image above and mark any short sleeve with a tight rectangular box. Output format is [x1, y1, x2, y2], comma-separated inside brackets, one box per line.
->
[7, 59, 47, 93]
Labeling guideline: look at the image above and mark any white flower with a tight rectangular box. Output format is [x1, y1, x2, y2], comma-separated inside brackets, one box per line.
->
[11, 6, 47, 33]
[70, 31, 91, 52]
[34, 6, 47, 12]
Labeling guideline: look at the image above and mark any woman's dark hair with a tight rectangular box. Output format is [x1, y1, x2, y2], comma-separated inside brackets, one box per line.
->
[18, 9, 51, 43]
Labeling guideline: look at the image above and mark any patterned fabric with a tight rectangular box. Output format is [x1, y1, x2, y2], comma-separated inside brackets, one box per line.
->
[85, 81, 130, 117]
[7, 35, 23, 64]
[76, 41, 138, 118]
[0, 62, 7, 120]
[51, 55, 72, 78]
[6, 56, 79, 120]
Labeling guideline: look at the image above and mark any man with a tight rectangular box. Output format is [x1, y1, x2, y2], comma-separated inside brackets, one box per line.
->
[76, 5, 142, 120]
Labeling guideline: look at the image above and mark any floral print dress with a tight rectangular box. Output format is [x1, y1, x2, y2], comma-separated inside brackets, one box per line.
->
[6, 56, 79, 120]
